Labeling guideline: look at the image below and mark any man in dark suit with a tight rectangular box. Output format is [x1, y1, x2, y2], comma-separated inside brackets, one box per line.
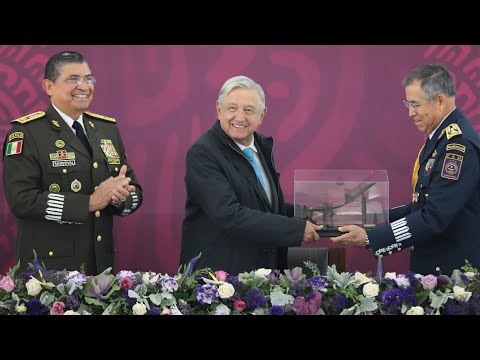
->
[331, 64, 480, 276]
[180, 75, 322, 274]
[2, 50, 143, 275]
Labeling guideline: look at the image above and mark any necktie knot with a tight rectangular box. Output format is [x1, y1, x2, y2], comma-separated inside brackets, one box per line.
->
[72, 121, 83, 132]
[242, 147, 255, 161]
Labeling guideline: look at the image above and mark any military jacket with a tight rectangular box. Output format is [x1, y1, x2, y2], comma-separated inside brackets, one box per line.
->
[2, 104, 143, 274]
[368, 108, 480, 275]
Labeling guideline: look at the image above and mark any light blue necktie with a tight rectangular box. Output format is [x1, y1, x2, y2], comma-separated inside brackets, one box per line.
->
[243, 147, 268, 194]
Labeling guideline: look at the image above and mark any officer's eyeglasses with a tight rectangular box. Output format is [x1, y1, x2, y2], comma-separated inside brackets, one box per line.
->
[65, 76, 96, 86]
[403, 100, 421, 111]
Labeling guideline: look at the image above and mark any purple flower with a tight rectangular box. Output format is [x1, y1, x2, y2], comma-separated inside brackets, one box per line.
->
[291, 291, 322, 315]
[66, 295, 80, 309]
[443, 299, 471, 315]
[309, 276, 329, 292]
[245, 288, 267, 311]
[323, 292, 352, 314]
[226, 275, 244, 290]
[26, 299, 48, 315]
[196, 284, 218, 305]
[269, 305, 285, 315]
[379, 288, 403, 314]
[149, 306, 161, 315]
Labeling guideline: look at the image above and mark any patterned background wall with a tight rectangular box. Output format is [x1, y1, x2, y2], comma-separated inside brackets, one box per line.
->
[1, 45, 479, 275]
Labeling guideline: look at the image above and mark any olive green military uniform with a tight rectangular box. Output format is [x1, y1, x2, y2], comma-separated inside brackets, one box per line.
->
[2, 104, 143, 274]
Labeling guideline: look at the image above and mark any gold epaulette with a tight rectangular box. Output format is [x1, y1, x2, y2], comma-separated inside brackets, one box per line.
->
[438, 123, 462, 140]
[85, 111, 116, 123]
[11, 111, 45, 124]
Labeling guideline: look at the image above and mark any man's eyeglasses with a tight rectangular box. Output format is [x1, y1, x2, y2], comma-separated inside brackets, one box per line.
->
[403, 100, 421, 110]
[66, 76, 96, 86]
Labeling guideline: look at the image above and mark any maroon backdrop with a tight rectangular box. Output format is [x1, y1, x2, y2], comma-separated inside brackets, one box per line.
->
[1, 45, 479, 276]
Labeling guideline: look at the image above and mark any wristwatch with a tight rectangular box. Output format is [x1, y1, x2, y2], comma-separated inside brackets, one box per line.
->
[364, 234, 371, 249]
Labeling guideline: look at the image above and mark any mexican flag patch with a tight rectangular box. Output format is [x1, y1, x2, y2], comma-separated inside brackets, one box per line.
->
[6, 140, 23, 156]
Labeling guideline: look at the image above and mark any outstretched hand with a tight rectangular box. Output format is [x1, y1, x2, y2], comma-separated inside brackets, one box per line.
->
[302, 221, 323, 244]
[329, 225, 367, 247]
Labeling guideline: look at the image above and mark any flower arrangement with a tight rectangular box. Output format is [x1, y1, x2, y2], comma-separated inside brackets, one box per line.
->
[1, 252, 479, 315]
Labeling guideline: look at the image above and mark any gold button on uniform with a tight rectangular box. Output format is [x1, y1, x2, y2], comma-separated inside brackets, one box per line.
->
[93, 162, 98, 169]
[95, 211, 100, 217]
[96, 235, 102, 241]
[388, 251, 393, 255]
[115, 167, 118, 172]
[48, 251, 54, 256]
[63, 169, 67, 173]
[397, 248, 401, 251]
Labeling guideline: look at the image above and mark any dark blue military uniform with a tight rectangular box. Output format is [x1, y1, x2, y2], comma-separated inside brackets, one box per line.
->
[368, 108, 480, 275]
[2, 104, 143, 274]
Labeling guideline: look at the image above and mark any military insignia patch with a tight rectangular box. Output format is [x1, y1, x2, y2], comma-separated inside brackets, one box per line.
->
[100, 139, 120, 164]
[55, 140, 65, 148]
[5, 140, 23, 156]
[446, 143, 466, 153]
[49, 183, 61, 193]
[424, 158, 435, 176]
[445, 124, 462, 140]
[441, 153, 463, 180]
[52, 120, 60, 128]
[49, 150, 75, 161]
[50, 150, 76, 167]
[71, 179, 82, 192]
[8, 132, 24, 142]
[88, 121, 95, 128]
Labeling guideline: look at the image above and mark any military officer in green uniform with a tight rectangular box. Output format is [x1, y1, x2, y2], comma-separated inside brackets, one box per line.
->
[2, 50, 143, 275]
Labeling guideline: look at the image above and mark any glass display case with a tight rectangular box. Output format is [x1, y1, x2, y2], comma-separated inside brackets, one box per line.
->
[294, 170, 389, 237]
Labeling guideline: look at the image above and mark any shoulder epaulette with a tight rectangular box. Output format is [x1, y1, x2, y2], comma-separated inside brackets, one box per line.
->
[85, 111, 116, 123]
[438, 123, 462, 140]
[11, 111, 45, 124]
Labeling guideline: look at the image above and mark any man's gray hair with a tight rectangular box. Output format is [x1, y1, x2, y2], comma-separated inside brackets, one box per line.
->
[218, 75, 266, 111]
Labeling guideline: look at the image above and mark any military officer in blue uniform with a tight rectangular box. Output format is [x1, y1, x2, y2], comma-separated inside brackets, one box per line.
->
[331, 64, 480, 276]
[2, 51, 142, 275]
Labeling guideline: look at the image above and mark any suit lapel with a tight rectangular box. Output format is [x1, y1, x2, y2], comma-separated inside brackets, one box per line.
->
[228, 146, 272, 210]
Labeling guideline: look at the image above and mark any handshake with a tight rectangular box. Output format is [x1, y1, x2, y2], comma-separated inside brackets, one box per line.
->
[88, 164, 136, 212]
[303, 221, 368, 248]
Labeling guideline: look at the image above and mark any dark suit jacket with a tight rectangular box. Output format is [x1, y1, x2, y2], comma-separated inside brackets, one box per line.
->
[2, 104, 143, 275]
[368, 108, 480, 275]
[180, 120, 305, 274]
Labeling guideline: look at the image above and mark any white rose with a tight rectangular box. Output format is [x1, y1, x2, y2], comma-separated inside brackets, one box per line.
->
[214, 303, 231, 315]
[406, 306, 424, 315]
[465, 272, 476, 280]
[354, 272, 372, 285]
[385, 272, 396, 280]
[132, 302, 147, 315]
[150, 274, 159, 284]
[218, 283, 235, 299]
[25, 277, 43, 296]
[66, 271, 80, 279]
[362, 283, 379, 297]
[254, 268, 272, 279]
[453, 286, 472, 302]
[15, 305, 27, 313]
[64, 310, 81, 315]
[142, 273, 150, 285]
